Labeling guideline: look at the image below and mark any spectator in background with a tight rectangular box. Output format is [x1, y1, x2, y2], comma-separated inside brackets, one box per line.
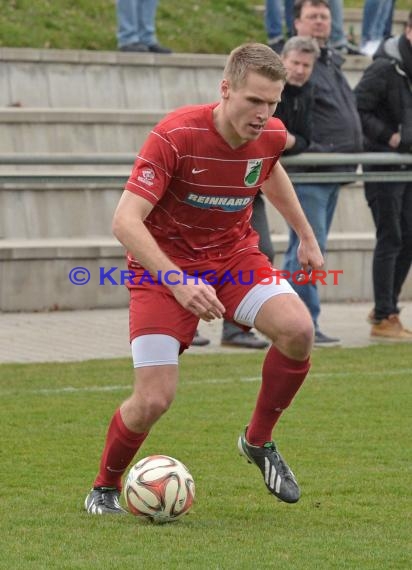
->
[276, 36, 319, 155]
[360, 0, 397, 57]
[266, 0, 360, 55]
[284, 0, 363, 346]
[116, 0, 172, 53]
[355, 10, 412, 341]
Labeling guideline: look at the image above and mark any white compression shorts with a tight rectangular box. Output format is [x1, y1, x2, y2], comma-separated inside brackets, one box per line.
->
[131, 334, 180, 368]
[233, 278, 296, 326]
[131, 278, 296, 367]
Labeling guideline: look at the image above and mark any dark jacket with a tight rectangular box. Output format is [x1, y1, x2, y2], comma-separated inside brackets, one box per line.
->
[355, 35, 412, 158]
[303, 47, 363, 174]
[275, 81, 314, 155]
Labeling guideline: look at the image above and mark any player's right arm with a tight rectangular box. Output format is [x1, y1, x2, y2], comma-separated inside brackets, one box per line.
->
[112, 190, 225, 321]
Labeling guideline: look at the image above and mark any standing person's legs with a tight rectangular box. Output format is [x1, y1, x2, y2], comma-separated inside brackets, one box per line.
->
[361, 0, 392, 54]
[325, 182, 340, 234]
[393, 183, 412, 309]
[361, 0, 376, 44]
[265, 0, 286, 52]
[265, 0, 283, 40]
[383, 0, 397, 38]
[328, 0, 345, 46]
[138, 0, 158, 47]
[369, 0, 392, 41]
[283, 183, 339, 333]
[116, 0, 139, 48]
[221, 194, 272, 348]
[284, 0, 295, 37]
[251, 193, 276, 262]
[366, 182, 412, 319]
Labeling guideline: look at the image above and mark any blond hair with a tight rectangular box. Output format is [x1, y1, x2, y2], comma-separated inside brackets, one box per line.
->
[223, 43, 287, 89]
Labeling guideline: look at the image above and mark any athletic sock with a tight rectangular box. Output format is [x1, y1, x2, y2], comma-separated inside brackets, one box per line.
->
[93, 408, 148, 490]
[246, 346, 310, 446]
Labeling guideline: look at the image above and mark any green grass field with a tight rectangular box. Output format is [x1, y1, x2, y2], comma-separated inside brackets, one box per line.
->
[1, 345, 411, 569]
[0, 0, 410, 53]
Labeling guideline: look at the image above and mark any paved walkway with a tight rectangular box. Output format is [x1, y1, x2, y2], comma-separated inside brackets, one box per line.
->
[1, 301, 411, 364]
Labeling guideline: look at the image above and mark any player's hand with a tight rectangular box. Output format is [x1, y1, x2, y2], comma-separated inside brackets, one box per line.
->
[172, 277, 225, 322]
[297, 237, 324, 275]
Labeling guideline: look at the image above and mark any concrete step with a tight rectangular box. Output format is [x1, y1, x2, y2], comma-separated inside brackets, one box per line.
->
[0, 237, 128, 311]
[0, 179, 124, 239]
[0, 233, 388, 311]
[0, 175, 374, 239]
[1, 234, 411, 311]
[0, 47, 368, 111]
[0, 109, 163, 153]
[0, 49, 224, 110]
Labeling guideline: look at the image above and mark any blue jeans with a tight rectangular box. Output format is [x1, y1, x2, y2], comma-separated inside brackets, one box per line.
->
[116, 0, 158, 48]
[361, 0, 394, 44]
[329, 0, 346, 46]
[222, 193, 275, 339]
[265, 0, 294, 39]
[283, 183, 340, 329]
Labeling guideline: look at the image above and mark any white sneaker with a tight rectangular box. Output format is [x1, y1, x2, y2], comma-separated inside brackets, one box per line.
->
[360, 40, 380, 57]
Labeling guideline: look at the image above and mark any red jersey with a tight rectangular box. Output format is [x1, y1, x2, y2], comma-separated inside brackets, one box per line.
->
[125, 103, 286, 267]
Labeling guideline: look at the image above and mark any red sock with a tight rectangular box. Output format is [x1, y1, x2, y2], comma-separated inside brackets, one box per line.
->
[93, 408, 148, 490]
[246, 346, 310, 446]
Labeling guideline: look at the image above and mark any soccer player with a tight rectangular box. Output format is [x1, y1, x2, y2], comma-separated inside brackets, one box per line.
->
[85, 43, 323, 515]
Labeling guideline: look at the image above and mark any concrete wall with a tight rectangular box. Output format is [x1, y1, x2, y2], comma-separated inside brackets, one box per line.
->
[0, 47, 367, 111]
[0, 47, 410, 311]
[0, 49, 224, 109]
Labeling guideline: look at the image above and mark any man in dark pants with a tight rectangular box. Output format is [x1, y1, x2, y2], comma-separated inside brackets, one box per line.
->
[355, 11, 412, 341]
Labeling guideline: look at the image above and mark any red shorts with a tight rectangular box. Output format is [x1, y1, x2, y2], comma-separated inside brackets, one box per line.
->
[129, 249, 274, 351]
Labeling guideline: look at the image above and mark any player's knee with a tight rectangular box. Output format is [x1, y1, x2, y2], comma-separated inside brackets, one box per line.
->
[281, 318, 314, 360]
[137, 393, 174, 426]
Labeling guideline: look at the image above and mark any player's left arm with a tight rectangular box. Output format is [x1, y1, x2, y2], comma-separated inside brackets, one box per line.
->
[261, 161, 323, 272]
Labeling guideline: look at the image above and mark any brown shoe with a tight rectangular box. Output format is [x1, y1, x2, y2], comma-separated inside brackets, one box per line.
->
[370, 314, 412, 341]
[366, 309, 378, 324]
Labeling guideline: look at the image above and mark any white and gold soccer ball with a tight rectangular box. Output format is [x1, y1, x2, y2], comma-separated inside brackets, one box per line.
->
[124, 455, 195, 523]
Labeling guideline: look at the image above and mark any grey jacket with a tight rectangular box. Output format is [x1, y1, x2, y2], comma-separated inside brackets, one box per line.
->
[308, 47, 363, 162]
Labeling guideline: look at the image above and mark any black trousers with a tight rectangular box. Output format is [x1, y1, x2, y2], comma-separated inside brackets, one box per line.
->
[365, 180, 412, 320]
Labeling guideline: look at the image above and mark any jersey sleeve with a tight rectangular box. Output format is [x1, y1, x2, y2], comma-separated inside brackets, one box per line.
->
[124, 127, 178, 205]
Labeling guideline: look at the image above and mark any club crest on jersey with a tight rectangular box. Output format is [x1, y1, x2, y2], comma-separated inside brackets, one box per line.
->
[137, 167, 155, 186]
[244, 159, 263, 187]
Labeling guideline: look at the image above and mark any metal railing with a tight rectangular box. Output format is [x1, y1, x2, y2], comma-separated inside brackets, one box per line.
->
[0, 152, 411, 184]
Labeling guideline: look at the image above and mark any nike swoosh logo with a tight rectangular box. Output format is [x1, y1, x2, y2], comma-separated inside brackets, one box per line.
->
[107, 466, 124, 473]
[192, 168, 207, 174]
